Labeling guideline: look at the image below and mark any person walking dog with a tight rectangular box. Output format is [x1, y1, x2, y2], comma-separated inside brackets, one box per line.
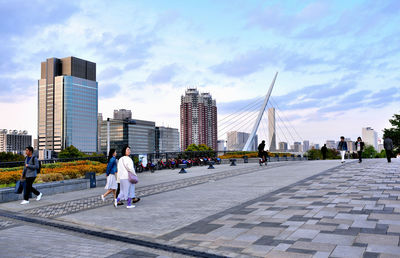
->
[20, 146, 42, 205]
[337, 136, 348, 163]
[101, 149, 118, 207]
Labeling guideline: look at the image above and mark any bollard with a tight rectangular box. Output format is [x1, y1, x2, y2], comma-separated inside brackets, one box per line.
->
[85, 172, 96, 188]
[178, 164, 188, 174]
[229, 158, 237, 166]
[243, 155, 248, 163]
[208, 160, 215, 169]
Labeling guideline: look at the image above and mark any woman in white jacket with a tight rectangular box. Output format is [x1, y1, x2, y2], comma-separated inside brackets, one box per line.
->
[116, 146, 140, 208]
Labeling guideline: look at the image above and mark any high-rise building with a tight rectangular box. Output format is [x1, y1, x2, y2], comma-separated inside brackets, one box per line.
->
[155, 126, 179, 153]
[303, 140, 310, 152]
[227, 131, 258, 151]
[362, 127, 378, 150]
[293, 142, 302, 152]
[180, 88, 217, 151]
[345, 138, 356, 153]
[100, 118, 156, 154]
[278, 142, 288, 152]
[217, 140, 225, 152]
[313, 143, 320, 150]
[0, 129, 32, 154]
[38, 57, 98, 157]
[113, 109, 132, 120]
[268, 107, 276, 151]
[326, 140, 336, 149]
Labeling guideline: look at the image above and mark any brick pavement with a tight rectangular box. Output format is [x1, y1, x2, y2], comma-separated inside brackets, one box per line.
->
[22, 162, 286, 218]
[0, 159, 399, 257]
[157, 159, 400, 257]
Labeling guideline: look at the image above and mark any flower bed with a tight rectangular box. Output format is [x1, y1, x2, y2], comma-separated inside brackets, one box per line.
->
[0, 160, 106, 186]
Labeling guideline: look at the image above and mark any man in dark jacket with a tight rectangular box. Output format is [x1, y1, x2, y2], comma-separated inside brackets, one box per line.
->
[355, 137, 365, 163]
[20, 146, 42, 204]
[337, 136, 348, 163]
[321, 144, 328, 160]
[384, 137, 394, 163]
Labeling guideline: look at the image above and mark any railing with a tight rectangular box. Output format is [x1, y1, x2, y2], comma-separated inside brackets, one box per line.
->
[0, 150, 307, 169]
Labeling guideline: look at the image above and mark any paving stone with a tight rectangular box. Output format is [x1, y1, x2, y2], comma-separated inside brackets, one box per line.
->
[331, 245, 365, 258]
[355, 233, 399, 246]
[366, 244, 400, 256]
[312, 233, 355, 245]
[287, 229, 320, 240]
[290, 241, 336, 252]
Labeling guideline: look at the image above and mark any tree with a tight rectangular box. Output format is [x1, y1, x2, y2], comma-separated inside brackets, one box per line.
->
[383, 113, 400, 154]
[58, 145, 85, 159]
[185, 144, 213, 152]
[305, 149, 322, 160]
[362, 145, 377, 159]
[0, 152, 25, 162]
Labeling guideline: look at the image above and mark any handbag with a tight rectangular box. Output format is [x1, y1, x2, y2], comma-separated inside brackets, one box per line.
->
[15, 180, 24, 194]
[128, 173, 138, 184]
[122, 158, 138, 184]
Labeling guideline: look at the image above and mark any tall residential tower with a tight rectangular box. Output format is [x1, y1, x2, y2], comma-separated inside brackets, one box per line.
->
[38, 57, 98, 157]
[180, 88, 217, 151]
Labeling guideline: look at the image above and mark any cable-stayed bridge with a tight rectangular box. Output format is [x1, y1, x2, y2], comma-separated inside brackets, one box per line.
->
[218, 72, 304, 153]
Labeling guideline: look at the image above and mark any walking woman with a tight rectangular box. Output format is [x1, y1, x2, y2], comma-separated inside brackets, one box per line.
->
[356, 137, 365, 163]
[101, 149, 118, 207]
[116, 146, 140, 209]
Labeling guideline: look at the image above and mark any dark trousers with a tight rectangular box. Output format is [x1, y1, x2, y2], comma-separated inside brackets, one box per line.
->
[116, 183, 120, 197]
[386, 150, 393, 163]
[24, 177, 40, 201]
[357, 151, 362, 162]
[322, 153, 327, 160]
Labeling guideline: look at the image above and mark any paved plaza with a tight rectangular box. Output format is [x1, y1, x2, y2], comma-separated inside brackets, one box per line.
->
[0, 159, 399, 257]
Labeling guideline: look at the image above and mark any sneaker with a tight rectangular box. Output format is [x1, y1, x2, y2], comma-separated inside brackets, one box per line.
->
[126, 205, 135, 209]
[132, 198, 141, 203]
[101, 195, 105, 202]
[117, 201, 124, 206]
[36, 193, 43, 201]
[20, 200, 29, 205]
[114, 199, 118, 208]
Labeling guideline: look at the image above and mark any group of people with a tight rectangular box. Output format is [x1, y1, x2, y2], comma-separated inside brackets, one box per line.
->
[101, 146, 140, 209]
[320, 136, 395, 163]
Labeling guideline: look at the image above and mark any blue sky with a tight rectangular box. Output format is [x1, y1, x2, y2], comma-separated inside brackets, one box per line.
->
[0, 0, 399, 146]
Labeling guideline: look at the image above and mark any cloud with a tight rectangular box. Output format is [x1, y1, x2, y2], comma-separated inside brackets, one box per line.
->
[210, 47, 326, 77]
[0, 0, 78, 37]
[246, 1, 331, 33]
[146, 64, 179, 84]
[98, 66, 123, 81]
[98, 82, 121, 99]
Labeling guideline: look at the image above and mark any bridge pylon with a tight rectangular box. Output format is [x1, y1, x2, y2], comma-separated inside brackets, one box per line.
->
[242, 72, 278, 151]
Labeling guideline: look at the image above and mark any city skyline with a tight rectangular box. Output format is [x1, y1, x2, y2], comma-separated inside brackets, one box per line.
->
[0, 1, 399, 146]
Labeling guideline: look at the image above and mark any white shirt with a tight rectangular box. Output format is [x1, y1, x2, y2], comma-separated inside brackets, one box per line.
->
[117, 156, 137, 180]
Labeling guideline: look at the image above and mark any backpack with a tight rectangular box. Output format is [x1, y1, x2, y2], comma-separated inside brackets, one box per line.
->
[32, 157, 41, 174]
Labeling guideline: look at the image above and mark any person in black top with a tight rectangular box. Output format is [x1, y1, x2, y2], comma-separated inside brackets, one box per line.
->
[321, 144, 328, 160]
[258, 140, 268, 165]
[355, 137, 365, 163]
[384, 137, 394, 163]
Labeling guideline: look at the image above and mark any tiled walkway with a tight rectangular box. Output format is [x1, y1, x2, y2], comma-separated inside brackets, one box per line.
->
[0, 159, 399, 257]
[160, 160, 400, 257]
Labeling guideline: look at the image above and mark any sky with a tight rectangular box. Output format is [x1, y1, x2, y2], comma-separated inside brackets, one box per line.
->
[0, 0, 399, 147]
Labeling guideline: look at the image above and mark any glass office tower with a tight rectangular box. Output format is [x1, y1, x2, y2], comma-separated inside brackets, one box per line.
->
[38, 57, 98, 157]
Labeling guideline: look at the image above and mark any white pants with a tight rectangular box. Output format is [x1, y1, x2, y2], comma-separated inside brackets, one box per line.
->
[340, 151, 346, 161]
